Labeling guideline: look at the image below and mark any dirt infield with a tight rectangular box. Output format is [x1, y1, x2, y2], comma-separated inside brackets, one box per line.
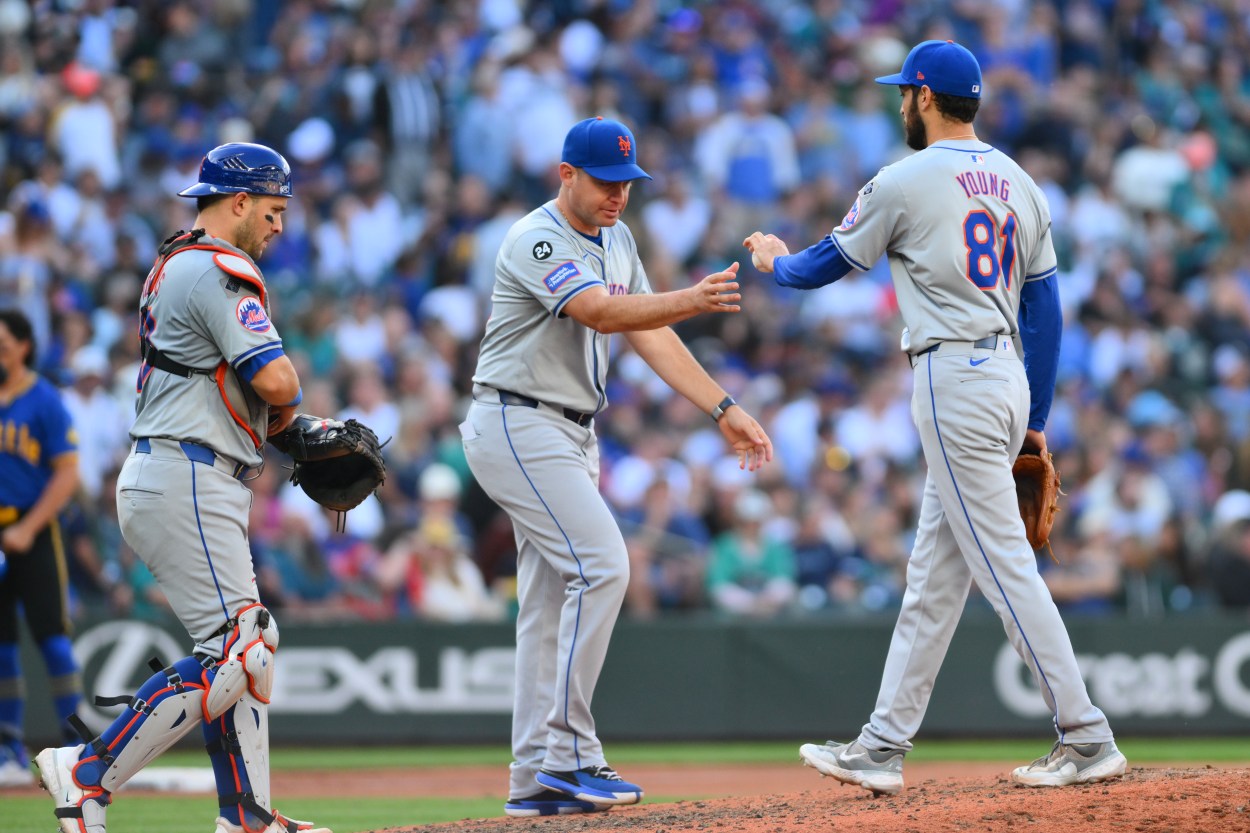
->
[274, 762, 1250, 833]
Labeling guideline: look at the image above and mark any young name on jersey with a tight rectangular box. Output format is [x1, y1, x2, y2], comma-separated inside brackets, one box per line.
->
[955, 170, 1010, 202]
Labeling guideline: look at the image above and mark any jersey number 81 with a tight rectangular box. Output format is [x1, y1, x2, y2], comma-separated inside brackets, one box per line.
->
[963, 210, 1017, 291]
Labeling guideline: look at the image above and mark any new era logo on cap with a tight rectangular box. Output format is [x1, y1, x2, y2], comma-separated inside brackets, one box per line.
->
[874, 39, 983, 100]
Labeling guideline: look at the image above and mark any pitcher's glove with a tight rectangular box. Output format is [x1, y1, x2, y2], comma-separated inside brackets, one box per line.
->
[1013, 450, 1062, 552]
[269, 414, 386, 512]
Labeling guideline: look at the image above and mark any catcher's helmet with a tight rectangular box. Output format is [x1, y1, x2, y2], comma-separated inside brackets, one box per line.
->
[177, 142, 293, 198]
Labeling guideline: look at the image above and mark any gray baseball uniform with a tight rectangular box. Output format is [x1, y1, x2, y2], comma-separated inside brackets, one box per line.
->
[798, 141, 1112, 750]
[120, 233, 280, 656]
[462, 200, 650, 800]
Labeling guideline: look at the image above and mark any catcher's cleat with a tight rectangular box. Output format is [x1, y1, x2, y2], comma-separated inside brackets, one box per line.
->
[536, 765, 643, 806]
[213, 811, 331, 833]
[1010, 740, 1126, 787]
[800, 740, 904, 796]
[36, 744, 110, 833]
[504, 788, 609, 817]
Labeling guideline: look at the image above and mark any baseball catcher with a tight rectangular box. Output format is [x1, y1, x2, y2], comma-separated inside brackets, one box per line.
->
[269, 414, 387, 520]
[1013, 449, 1062, 554]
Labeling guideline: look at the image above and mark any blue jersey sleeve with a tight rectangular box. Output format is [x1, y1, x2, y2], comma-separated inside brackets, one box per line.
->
[1018, 274, 1061, 431]
[773, 236, 854, 290]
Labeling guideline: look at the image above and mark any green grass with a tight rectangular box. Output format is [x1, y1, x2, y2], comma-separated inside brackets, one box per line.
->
[9, 738, 1246, 833]
[5, 796, 504, 833]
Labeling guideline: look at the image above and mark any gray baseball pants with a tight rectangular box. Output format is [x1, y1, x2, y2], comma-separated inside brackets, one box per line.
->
[859, 339, 1113, 752]
[116, 439, 258, 660]
[461, 392, 628, 800]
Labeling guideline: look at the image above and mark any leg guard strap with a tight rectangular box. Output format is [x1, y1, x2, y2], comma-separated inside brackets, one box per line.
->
[68, 712, 115, 766]
[72, 655, 215, 792]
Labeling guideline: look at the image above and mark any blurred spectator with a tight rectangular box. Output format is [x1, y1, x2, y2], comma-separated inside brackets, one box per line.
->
[696, 77, 799, 250]
[375, 39, 440, 206]
[789, 498, 859, 613]
[378, 515, 503, 622]
[622, 473, 711, 617]
[49, 62, 120, 189]
[706, 489, 797, 617]
[1207, 490, 1250, 609]
[61, 345, 128, 501]
[640, 172, 711, 269]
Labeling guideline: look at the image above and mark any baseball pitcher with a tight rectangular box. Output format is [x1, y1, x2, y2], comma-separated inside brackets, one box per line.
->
[746, 40, 1125, 795]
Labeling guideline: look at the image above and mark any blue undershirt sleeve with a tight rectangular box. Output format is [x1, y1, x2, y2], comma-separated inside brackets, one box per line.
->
[1018, 275, 1062, 431]
[773, 236, 854, 290]
[233, 343, 285, 384]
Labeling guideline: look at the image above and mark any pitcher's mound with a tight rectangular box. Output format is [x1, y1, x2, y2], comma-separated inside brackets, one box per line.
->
[401, 766, 1249, 833]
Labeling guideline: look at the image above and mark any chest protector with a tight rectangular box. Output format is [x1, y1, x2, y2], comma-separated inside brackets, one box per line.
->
[138, 229, 271, 449]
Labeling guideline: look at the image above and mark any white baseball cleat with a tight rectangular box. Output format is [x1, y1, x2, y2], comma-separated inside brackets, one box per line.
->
[1010, 740, 1127, 787]
[35, 744, 108, 833]
[800, 739, 904, 796]
[213, 811, 331, 833]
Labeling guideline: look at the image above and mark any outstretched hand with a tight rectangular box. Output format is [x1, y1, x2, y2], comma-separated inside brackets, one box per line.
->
[742, 231, 790, 273]
[717, 405, 774, 472]
[691, 261, 742, 313]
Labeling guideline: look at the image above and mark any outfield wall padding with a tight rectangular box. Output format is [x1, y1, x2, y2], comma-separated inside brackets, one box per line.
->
[20, 613, 1250, 744]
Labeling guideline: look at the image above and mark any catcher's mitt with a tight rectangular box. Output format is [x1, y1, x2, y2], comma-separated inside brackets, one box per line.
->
[270, 414, 386, 515]
[1012, 450, 1062, 553]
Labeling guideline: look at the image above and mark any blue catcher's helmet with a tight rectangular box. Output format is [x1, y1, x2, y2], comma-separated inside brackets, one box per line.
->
[177, 142, 293, 198]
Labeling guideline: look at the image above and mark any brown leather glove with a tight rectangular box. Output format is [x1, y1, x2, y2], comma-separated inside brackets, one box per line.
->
[1013, 450, 1062, 551]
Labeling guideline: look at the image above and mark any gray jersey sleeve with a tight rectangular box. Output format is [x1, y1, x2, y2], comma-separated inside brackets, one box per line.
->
[827, 173, 903, 271]
[1023, 203, 1058, 283]
[506, 227, 605, 317]
[187, 269, 284, 370]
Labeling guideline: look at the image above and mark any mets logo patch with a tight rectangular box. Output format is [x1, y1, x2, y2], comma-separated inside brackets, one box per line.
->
[543, 261, 581, 293]
[236, 296, 271, 333]
[839, 197, 862, 230]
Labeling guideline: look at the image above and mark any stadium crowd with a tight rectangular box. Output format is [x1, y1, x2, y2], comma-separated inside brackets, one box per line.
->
[3, 0, 1250, 624]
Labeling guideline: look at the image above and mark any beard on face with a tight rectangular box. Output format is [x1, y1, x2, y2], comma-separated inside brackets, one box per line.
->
[235, 209, 267, 261]
[904, 92, 928, 151]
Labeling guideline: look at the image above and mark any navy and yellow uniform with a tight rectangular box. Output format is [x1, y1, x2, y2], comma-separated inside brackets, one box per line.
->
[0, 363, 83, 781]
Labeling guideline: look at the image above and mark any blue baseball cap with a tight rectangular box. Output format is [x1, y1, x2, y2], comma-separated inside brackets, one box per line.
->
[561, 117, 652, 182]
[875, 39, 982, 99]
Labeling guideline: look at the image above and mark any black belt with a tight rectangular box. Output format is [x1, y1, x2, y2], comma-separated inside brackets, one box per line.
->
[497, 389, 594, 428]
[916, 334, 1002, 357]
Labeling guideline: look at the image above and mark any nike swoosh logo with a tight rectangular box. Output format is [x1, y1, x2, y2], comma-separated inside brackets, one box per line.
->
[969, 357, 989, 366]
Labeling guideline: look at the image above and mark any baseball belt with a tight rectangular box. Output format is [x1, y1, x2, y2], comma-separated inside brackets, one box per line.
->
[496, 389, 594, 428]
[134, 437, 260, 480]
[911, 334, 1012, 367]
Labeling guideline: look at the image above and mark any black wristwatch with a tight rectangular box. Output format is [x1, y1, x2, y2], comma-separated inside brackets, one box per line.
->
[710, 395, 736, 422]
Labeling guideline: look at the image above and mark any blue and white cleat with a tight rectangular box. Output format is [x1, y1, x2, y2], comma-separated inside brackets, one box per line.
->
[536, 764, 643, 806]
[503, 788, 609, 817]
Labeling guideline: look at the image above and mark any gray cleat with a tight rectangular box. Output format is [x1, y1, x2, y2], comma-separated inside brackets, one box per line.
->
[799, 739, 904, 796]
[1010, 740, 1127, 787]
